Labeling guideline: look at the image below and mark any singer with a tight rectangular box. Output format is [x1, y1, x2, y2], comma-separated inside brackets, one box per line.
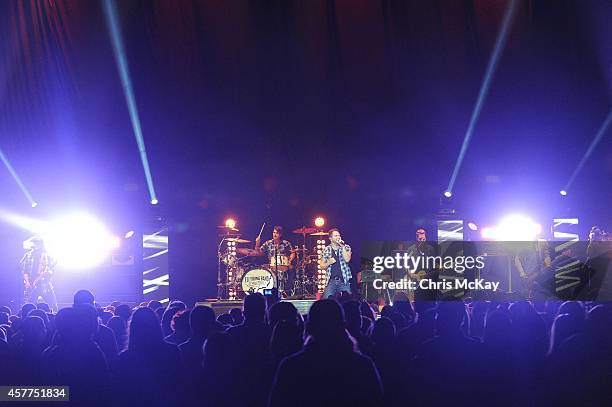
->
[319, 228, 352, 298]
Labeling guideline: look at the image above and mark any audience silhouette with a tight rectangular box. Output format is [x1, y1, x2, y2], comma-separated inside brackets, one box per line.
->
[112, 307, 183, 407]
[269, 299, 383, 407]
[1, 290, 611, 407]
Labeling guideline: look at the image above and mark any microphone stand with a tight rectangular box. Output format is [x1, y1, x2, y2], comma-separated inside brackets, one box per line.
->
[19, 250, 32, 306]
[296, 228, 308, 298]
[217, 237, 227, 300]
[274, 244, 281, 296]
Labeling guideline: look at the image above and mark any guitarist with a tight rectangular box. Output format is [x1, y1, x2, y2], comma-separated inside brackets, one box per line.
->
[21, 237, 57, 311]
[513, 241, 550, 299]
[408, 228, 439, 302]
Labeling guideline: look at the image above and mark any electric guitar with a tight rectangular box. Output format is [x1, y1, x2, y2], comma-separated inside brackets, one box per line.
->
[514, 256, 541, 299]
[24, 272, 48, 300]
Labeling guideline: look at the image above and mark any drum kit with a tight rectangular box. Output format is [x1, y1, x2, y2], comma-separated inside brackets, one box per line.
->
[216, 225, 328, 300]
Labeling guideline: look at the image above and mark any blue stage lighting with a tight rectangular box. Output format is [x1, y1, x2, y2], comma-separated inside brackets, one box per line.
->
[0, 147, 37, 207]
[446, 0, 519, 193]
[564, 110, 612, 193]
[103, 0, 158, 205]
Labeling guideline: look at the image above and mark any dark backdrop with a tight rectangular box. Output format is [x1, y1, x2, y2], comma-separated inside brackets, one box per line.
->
[0, 0, 610, 305]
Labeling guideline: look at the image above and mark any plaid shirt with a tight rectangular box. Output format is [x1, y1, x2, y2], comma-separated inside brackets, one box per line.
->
[260, 239, 292, 260]
[21, 250, 56, 280]
[321, 244, 352, 283]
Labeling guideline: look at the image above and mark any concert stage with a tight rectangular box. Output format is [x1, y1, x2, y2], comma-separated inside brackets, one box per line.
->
[197, 298, 316, 317]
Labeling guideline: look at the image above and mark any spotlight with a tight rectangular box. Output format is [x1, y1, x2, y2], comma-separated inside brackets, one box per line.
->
[482, 214, 542, 241]
[225, 218, 236, 229]
[124, 230, 135, 239]
[110, 236, 121, 249]
[481, 227, 496, 240]
[467, 222, 478, 231]
[151, 198, 159, 205]
[314, 217, 325, 228]
[31, 202, 38, 208]
[42, 213, 118, 269]
[560, 190, 567, 196]
[443, 191, 453, 198]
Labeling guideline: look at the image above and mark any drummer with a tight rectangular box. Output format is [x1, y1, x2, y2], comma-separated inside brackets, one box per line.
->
[254, 226, 296, 291]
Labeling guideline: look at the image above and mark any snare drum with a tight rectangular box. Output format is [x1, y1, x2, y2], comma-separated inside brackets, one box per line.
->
[269, 255, 290, 272]
[241, 267, 276, 294]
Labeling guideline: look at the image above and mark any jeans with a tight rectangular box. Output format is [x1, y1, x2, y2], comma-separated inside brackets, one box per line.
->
[323, 277, 351, 299]
[277, 269, 295, 297]
[28, 282, 58, 312]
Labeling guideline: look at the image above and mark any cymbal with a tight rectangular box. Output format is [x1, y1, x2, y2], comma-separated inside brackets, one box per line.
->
[292, 227, 318, 235]
[217, 225, 239, 232]
[310, 231, 328, 236]
[226, 238, 251, 243]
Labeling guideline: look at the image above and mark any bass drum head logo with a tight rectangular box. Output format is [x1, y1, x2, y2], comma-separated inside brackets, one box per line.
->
[241, 268, 275, 294]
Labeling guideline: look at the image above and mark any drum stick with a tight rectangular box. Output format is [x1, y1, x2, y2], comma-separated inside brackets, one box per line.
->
[257, 222, 266, 239]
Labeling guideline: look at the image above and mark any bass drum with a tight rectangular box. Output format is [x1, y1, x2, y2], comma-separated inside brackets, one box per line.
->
[241, 267, 276, 295]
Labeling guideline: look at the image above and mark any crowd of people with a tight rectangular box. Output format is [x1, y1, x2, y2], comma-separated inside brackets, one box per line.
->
[1, 290, 611, 406]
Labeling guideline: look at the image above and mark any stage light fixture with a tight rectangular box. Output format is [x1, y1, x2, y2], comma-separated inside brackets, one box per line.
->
[225, 218, 236, 229]
[560, 190, 567, 196]
[151, 199, 159, 205]
[225, 239, 238, 300]
[467, 222, 478, 231]
[316, 239, 327, 293]
[443, 191, 453, 198]
[314, 217, 325, 228]
[124, 230, 135, 239]
[31, 202, 38, 208]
